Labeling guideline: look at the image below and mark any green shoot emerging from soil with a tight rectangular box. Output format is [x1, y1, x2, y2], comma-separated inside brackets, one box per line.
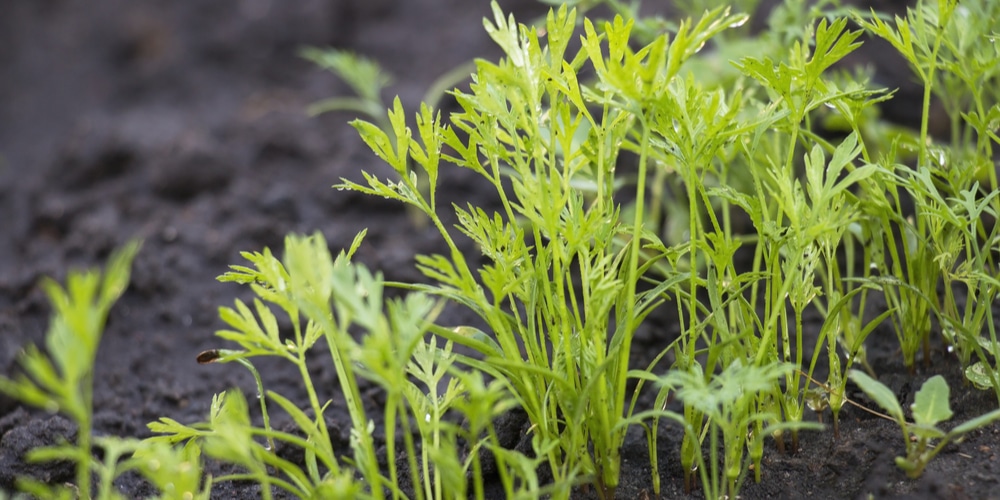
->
[339, 4, 761, 495]
[849, 370, 1000, 478]
[149, 232, 536, 500]
[337, 0, 1000, 497]
[5, 0, 1000, 499]
[0, 242, 212, 500]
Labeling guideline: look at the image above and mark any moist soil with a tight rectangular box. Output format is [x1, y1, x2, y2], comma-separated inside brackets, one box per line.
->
[2, 1, 999, 499]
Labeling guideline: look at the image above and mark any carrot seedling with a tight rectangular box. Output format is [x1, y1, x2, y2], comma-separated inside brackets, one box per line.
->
[0, 241, 140, 500]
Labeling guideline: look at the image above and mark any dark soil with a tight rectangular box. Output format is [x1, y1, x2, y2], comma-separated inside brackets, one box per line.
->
[2, 0, 999, 499]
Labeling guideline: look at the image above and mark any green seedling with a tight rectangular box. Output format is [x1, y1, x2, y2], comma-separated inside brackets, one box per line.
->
[149, 232, 533, 500]
[301, 47, 433, 228]
[728, 14, 884, 450]
[0, 241, 140, 500]
[126, 438, 211, 500]
[631, 361, 820, 500]
[854, 0, 1000, 380]
[300, 48, 392, 130]
[806, 284, 893, 436]
[7, 0, 1000, 499]
[340, 0, 1000, 495]
[0, 241, 219, 500]
[340, 3, 760, 496]
[302, 46, 480, 228]
[849, 370, 1000, 478]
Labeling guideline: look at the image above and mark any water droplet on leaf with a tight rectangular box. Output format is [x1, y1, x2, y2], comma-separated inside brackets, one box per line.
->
[728, 17, 748, 29]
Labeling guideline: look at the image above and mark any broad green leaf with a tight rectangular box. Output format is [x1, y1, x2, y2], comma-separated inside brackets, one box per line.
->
[965, 362, 997, 391]
[432, 325, 503, 359]
[910, 375, 953, 426]
[908, 422, 946, 440]
[849, 370, 904, 422]
[951, 408, 1000, 435]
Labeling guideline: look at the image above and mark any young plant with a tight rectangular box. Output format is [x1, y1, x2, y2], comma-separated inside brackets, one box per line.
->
[842, 1, 1000, 422]
[730, 15, 879, 450]
[338, 3, 767, 496]
[148, 231, 531, 500]
[855, 0, 957, 371]
[300, 48, 393, 131]
[849, 370, 1000, 478]
[806, 281, 893, 436]
[325, 0, 1000, 497]
[959, 271, 1000, 398]
[125, 438, 211, 500]
[0, 241, 141, 500]
[638, 361, 820, 500]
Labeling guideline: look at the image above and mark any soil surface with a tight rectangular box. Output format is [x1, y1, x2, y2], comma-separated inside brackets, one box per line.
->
[3, 0, 999, 499]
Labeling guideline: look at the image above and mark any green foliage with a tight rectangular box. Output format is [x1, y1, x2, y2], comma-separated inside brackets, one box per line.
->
[849, 371, 1000, 478]
[641, 361, 821, 499]
[150, 232, 533, 500]
[339, 0, 1000, 497]
[6, 0, 1000, 499]
[300, 48, 392, 126]
[128, 439, 211, 500]
[0, 241, 141, 500]
[339, 3, 758, 495]
[853, 0, 1000, 385]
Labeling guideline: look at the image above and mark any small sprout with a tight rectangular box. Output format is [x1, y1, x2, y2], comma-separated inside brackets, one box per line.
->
[849, 370, 1000, 478]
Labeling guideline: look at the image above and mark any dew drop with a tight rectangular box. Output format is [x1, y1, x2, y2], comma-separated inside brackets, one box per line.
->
[728, 17, 748, 29]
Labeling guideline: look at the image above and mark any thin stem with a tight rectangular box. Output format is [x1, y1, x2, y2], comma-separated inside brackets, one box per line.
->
[77, 374, 94, 500]
[237, 358, 277, 455]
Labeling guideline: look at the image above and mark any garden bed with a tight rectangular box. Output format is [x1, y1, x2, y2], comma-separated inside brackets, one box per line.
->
[2, 0, 999, 498]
